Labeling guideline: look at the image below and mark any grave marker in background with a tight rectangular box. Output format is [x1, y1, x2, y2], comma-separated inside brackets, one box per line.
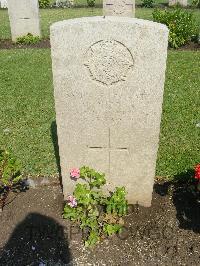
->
[103, 0, 135, 17]
[50, 17, 168, 207]
[8, 0, 41, 41]
[169, 0, 187, 6]
[0, 0, 8, 8]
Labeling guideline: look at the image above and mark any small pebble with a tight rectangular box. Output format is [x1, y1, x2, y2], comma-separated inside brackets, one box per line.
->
[41, 178, 50, 185]
[24, 178, 37, 188]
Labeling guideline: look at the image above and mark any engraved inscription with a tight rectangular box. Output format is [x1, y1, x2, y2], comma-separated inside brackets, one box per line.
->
[84, 40, 134, 86]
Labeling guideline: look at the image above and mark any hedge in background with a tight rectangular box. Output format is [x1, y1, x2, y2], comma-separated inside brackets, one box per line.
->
[38, 0, 50, 8]
[153, 8, 199, 48]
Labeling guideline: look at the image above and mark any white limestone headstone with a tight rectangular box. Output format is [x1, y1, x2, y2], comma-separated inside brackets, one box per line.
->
[169, 0, 187, 6]
[7, 0, 41, 42]
[55, 0, 74, 7]
[50, 17, 169, 207]
[0, 0, 8, 8]
[103, 0, 135, 17]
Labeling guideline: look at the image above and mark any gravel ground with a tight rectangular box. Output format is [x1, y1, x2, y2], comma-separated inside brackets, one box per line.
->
[0, 179, 200, 266]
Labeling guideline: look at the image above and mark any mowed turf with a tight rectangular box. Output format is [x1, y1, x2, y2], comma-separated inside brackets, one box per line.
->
[0, 49, 199, 178]
[0, 5, 200, 39]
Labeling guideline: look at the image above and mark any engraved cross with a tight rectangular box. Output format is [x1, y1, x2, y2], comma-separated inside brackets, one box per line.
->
[88, 128, 129, 175]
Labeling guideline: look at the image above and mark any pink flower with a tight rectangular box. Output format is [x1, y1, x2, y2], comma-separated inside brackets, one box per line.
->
[70, 168, 80, 180]
[67, 195, 77, 208]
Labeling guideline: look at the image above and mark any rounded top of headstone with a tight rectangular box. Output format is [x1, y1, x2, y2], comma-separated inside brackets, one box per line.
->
[50, 16, 169, 33]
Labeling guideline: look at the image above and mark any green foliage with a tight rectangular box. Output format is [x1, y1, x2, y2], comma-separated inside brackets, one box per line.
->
[106, 187, 128, 216]
[63, 166, 128, 247]
[142, 0, 154, 8]
[80, 166, 106, 188]
[0, 149, 22, 211]
[103, 223, 122, 236]
[38, 0, 50, 8]
[85, 230, 100, 247]
[16, 33, 41, 45]
[153, 8, 199, 48]
[192, 0, 200, 8]
[0, 149, 22, 189]
[87, 0, 95, 7]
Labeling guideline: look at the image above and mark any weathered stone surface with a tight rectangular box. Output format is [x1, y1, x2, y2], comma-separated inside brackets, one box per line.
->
[0, 0, 8, 8]
[168, 0, 187, 6]
[50, 17, 169, 207]
[84, 40, 134, 85]
[103, 0, 135, 17]
[7, 0, 41, 41]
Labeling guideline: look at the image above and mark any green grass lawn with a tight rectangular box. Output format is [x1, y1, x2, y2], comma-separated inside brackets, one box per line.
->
[0, 49, 199, 178]
[0, 6, 199, 39]
[0, 3, 199, 179]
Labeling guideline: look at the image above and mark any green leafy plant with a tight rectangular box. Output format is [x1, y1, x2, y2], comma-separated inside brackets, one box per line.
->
[142, 0, 154, 8]
[153, 8, 199, 48]
[0, 149, 22, 211]
[16, 33, 41, 45]
[63, 166, 128, 247]
[87, 0, 95, 7]
[38, 0, 50, 8]
[106, 187, 128, 216]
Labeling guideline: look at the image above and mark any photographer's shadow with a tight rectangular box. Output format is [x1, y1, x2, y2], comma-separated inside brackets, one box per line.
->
[172, 186, 200, 232]
[0, 212, 71, 265]
[155, 169, 200, 233]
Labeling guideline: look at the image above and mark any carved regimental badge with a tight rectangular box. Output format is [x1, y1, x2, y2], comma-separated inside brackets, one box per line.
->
[84, 40, 134, 86]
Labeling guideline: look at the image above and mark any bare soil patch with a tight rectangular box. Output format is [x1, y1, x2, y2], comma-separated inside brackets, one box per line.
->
[0, 39, 51, 49]
[0, 39, 199, 51]
[0, 180, 200, 265]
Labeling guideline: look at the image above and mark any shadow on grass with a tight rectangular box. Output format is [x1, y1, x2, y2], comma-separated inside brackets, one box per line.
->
[51, 121, 62, 186]
[155, 169, 200, 233]
[0, 212, 71, 265]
